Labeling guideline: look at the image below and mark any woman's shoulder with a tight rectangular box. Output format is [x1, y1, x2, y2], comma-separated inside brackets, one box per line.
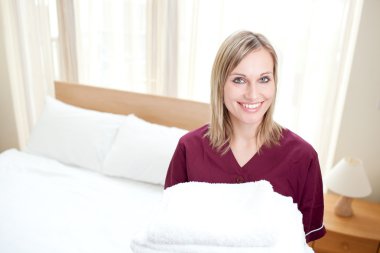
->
[178, 124, 209, 146]
[279, 128, 318, 158]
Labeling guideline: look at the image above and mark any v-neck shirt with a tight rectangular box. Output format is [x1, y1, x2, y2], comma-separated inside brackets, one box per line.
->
[164, 124, 325, 243]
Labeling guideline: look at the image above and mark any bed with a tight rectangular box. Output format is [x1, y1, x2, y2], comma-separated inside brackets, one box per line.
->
[0, 81, 210, 253]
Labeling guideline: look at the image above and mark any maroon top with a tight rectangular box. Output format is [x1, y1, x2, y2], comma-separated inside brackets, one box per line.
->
[165, 124, 325, 243]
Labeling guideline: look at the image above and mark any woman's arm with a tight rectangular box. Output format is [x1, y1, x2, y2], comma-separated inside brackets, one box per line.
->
[164, 141, 188, 189]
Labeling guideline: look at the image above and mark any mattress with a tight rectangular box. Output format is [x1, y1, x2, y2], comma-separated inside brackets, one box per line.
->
[0, 149, 163, 253]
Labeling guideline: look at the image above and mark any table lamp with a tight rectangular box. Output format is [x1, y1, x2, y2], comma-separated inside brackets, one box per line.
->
[324, 157, 372, 217]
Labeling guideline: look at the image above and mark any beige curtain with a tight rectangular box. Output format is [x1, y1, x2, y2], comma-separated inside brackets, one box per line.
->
[146, 0, 178, 96]
[0, 0, 56, 148]
[56, 0, 78, 83]
[67, 0, 149, 93]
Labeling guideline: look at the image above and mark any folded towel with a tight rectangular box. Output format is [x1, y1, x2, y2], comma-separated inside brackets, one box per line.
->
[131, 235, 314, 253]
[131, 232, 277, 253]
[130, 180, 313, 253]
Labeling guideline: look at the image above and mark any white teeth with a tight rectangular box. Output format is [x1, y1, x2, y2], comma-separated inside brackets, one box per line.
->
[242, 103, 260, 109]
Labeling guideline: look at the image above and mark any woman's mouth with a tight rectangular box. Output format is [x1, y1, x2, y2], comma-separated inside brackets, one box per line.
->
[239, 102, 262, 112]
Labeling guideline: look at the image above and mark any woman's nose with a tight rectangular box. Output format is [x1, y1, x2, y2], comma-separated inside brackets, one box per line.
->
[244, 84, 258, 100]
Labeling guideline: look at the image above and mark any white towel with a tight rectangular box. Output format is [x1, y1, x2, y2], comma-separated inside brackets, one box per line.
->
[131, 233, 277, 253]
[131, 238, 314, 253]
[130, 180, 313, 253]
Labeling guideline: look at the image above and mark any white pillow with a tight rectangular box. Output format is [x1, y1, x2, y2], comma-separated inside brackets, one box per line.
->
[102, 114, 187, 185]
[25, 96, 127, 171]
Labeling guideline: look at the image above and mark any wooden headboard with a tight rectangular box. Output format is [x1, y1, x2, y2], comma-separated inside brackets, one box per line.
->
[54, 81, 210, 130]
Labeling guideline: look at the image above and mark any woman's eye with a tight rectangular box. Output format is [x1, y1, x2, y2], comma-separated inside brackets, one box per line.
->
[232, 77, 245, 84]
[259, 76, 270, 83]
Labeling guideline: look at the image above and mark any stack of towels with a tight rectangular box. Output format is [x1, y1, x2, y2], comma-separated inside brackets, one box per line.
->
[130, 180, 314, 253]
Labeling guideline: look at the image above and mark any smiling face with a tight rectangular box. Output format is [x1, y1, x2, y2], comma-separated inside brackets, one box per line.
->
[223, 48, 275, 129]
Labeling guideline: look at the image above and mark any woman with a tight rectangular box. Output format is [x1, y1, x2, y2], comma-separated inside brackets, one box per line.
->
[164, 30, 325, 243]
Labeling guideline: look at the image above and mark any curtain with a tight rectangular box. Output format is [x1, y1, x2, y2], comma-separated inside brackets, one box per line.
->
[69, 0, 148, 92]
[0, 0, 56, 148]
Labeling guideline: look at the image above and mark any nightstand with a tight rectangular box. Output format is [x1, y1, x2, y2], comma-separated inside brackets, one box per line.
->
[313, 193, 380, 253]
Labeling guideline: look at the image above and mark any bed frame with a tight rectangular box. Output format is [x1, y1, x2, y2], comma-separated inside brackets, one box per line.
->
[55, 81, 210, 130]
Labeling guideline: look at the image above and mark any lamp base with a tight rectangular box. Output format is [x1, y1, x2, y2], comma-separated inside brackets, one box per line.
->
[334, 195, 353, 217]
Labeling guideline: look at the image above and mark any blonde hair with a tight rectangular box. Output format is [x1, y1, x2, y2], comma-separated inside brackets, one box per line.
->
[205, 31, 282, 154]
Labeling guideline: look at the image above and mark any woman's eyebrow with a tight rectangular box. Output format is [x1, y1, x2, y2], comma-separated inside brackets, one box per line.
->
[230, 72, 246, 77]
[260, 71, 273, 76]
[229, 71, 273, 77]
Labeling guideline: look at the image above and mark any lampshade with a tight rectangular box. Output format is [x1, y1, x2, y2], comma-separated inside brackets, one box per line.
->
[325, 157, 372, 198]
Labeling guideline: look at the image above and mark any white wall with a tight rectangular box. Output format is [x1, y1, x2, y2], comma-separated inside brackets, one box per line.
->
[334, 0, 380, 202]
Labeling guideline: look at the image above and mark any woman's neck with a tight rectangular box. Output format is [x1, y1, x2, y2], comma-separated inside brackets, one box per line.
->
[229, 123, 260, 167]
[229, 121, 260, 153]
[230, 121, 259, 143]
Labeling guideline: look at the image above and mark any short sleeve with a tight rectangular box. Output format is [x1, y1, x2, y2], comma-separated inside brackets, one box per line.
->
[164, 140, 188, 189]
[299, 152, 326, 242]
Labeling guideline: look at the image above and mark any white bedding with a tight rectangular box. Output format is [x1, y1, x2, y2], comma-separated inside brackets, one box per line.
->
[0, 149, 163, 253]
